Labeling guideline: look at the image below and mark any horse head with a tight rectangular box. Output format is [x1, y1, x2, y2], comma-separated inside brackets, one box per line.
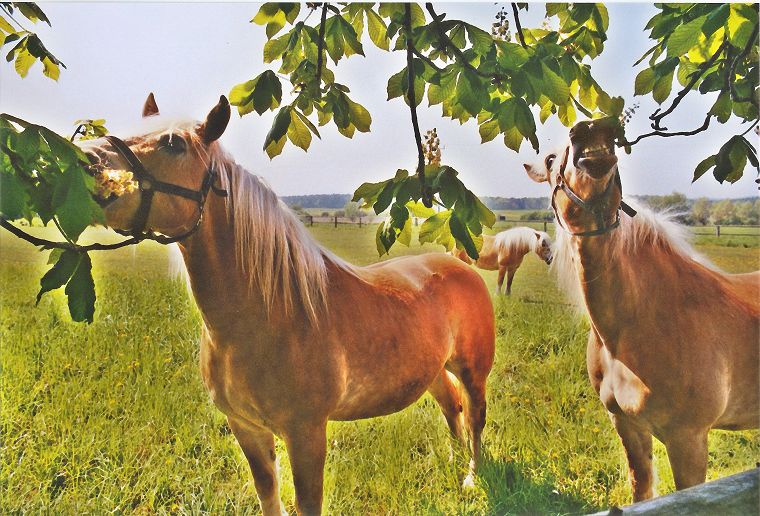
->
[533, 231, 553, 265]
[523, 119, 623, 237]
[81, 94, 230, 239]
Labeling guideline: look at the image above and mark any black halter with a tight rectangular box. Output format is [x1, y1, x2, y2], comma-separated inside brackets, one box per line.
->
[104, 135, 227, 244]
[551, 146, 637, 237]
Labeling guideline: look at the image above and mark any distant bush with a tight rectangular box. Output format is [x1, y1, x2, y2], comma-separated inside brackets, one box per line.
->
[321, 211, 330, 217]
[520, 210, 553, 221]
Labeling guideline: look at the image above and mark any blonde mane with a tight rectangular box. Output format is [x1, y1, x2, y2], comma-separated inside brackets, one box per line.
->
[189, 135, 354, 325]
[552, 199, 717, 314]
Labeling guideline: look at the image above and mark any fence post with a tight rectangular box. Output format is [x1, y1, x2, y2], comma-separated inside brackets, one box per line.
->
[716, 225, 720, 237]
[309, 215, 313, 227]
[543, 221, 547, 232]
[359, 217, 362, 228]
[334, 216, 338, 228]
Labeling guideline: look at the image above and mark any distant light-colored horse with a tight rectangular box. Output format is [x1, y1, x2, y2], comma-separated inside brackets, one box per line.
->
[84, 95, 495, 515]
[452, 227, 553, 295]
[522, 119, 759, 501]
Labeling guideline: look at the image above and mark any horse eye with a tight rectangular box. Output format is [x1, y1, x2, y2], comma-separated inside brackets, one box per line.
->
[545, 154, 556, 170]
[159, 134, 187, 154]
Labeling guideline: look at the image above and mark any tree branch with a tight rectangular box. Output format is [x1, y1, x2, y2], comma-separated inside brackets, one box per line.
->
[425, 3, 507, 82]
[511, 3, 527, 48]
[650, 40, 727, 131]
[314, 3, 328, 90]
[405, 4, 431, 208]
[410, 45, 444, 73]
[0, 216, 146, 252]
[623, 114, 712, 146]
[728, 23, 759, 104]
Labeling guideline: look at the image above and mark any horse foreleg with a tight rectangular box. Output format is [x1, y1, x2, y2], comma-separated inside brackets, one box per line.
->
[610, 414, 656, 502]
[284, 421, 328, 516]
[505, 269, 516, 295]
[664, 429, 708, 491]
[227, 417, 286, 516]
[496, 266, 506, 296]
[428, 369, 466, 445]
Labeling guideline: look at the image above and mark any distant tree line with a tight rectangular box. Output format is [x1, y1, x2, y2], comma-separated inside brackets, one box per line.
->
[633, 193, 759, 226]
[283, 194, 551, 211]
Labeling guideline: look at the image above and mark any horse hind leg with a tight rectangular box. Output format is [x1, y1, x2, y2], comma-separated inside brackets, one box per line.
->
[428, 369, 466, 446]
[227, 417, 287, 516]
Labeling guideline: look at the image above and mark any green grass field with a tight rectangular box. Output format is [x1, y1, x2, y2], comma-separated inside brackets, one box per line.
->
[1, 222, 758, 514]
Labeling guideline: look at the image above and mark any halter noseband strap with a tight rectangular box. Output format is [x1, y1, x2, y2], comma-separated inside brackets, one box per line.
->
[104, 135, 227, 244]
[551, 146, 636, 237]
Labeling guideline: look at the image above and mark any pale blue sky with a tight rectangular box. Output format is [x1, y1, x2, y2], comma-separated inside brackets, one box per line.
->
[1, 2, 757, 199]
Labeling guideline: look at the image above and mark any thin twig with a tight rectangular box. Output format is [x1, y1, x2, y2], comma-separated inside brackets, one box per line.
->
[510, 3, 527, 48]
[728, 23, 759, 104]
[425, 3, 507, 82]
[740, 119, 759, 137]
[405, 4, 430, 208]
[0, 217, 145, 252]
[410, 45, 444, 73]
[650, 40, 727, 130]
[623, 114, 712, 146]
[315, 3, 328, 90]
[0, 5, 30, 32]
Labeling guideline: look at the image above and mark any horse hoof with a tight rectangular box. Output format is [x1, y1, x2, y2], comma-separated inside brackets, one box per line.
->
[462, 472, 477, 489]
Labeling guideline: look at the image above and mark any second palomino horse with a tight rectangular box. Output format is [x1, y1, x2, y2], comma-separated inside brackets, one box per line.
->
[452, 227, 553, 295]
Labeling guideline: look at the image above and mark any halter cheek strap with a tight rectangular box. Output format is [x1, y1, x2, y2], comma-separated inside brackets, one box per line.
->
[551, 146, 636, 237]
[104, 135, 227, 243]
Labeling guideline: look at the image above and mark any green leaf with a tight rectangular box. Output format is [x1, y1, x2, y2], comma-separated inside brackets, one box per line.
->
[634, 67, 656, 95]
[365, 9, 389, 50]
[373, 180, 397, 214]
[287, 109, 311, 151]
[252, 70, 282, 115]
[41, 56, 59, 81]
[13, 47, 35, 78]
[52, 165, 103, 241]
[692, 154, 716, 182]
[352, 179, 390, 206]
[449, 210, 478, 259]
[397, 215, 412, 246]
[36, 249, 80, 305]
[479, 119, 499, 143]
[294, 109, 321, 138]
[65, 252, 96, 323]
[265, 135, 287, 159]
[503, 126, 523, 152]
[387, 67, 405, 100]
[557, 102, 576, 127]
[652, 70, 675, 104]
[406, 200, 435, 218]
[709, 91, 732, 123]
[702, 4, 730, 38]
[0, 169, 27, 218]
[456, 70, 485, 117]
[667, 15, 707, 57]
[347, 99, 371, 132]
[512, 98, 536, 138]
[419, 210, 451, 244]
[495, 41, 529, 70]
[539, 62, 570, 105]
[728, 4, 754, 48]
[263, 106, 292, 154]
[465, 23, 494, 56]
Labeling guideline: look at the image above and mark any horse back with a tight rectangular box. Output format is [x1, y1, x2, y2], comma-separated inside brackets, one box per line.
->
[723, 270, 760, 316]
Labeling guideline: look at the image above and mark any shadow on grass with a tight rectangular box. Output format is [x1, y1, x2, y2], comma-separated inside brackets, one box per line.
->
[478, 452, 601, 515]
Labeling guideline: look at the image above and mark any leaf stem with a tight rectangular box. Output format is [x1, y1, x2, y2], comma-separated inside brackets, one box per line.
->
[727, 23, 759, 104]
[405, 4, 430, 208]
[650, 40, 727, 131]
[510, 3, 527, 48]
[315, 3, 328, 91]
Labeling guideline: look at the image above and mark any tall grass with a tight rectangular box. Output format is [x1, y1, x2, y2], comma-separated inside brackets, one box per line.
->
[1, 224, 758, 514]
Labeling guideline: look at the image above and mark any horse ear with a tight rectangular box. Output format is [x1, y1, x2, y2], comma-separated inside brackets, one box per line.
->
[534, 232, 541, 240]
[523, 163, 547, 183]
[142, 92, 160, 117]
[199, 95, 231, 144]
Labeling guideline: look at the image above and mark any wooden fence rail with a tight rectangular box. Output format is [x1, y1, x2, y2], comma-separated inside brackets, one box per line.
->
[299, 215, 760, 239]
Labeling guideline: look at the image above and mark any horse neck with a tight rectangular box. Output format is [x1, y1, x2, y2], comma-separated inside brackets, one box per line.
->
[176, 192, 271, 331]
[571, 231, 635, 351]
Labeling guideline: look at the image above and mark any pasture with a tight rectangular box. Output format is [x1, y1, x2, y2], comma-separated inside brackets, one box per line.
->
[1, 221, 758, 514]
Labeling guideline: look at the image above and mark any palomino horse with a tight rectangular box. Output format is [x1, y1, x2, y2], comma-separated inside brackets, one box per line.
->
[522, 119, 759, 501]
[452, 227, 553, 295]
[83, 95, 495, 515]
